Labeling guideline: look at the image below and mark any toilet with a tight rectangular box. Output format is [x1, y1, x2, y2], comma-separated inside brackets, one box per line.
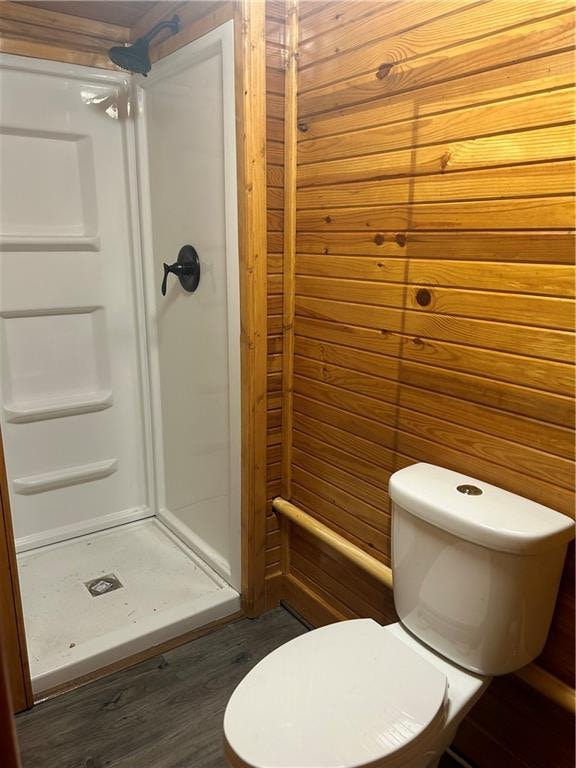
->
[224, 463, 574, 768]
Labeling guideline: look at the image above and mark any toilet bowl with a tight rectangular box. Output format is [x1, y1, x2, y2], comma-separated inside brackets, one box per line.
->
[224, 464, 574, 768]
[224, 619, 489, 768]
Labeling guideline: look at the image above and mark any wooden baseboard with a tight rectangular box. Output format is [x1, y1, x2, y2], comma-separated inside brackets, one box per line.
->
[35, 610, 244, 703]
[281, 573, 345, 627]
[264, 572, 282, 609]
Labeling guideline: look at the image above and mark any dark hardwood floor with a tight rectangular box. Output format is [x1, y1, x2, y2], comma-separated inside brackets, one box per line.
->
[16, 607, 465, 767]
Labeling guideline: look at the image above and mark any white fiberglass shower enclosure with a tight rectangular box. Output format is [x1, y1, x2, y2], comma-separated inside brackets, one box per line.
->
[0, 22, 241, 694]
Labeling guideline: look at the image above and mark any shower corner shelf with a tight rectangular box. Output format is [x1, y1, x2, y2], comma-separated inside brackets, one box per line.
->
[3, 390, 113, 423]
[0, 234, 101, 252]
[12, 458, 118, 495]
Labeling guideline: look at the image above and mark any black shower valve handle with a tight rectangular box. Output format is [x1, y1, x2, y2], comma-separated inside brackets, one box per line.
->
[161, 260, 195, 296]
[161, 245, 201, 296]
[161, 262, 174, 296]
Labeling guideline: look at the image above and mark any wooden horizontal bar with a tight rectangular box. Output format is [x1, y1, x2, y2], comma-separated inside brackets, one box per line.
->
[515, 664, 576, 714]
[273, 496, 576, 715]
[273, 496, 392, 588]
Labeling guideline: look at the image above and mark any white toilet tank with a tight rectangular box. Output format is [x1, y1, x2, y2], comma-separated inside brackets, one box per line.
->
[389, 464, 574, 676]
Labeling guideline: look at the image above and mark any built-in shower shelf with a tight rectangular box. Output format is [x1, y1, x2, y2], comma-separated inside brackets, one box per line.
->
[12, 458, 118, 495]
[4, 390, 113, 423]
[0, 234, 101, 252]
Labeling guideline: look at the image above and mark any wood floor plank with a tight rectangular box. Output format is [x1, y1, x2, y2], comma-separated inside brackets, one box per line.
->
[13, 605, 473, 768]
[16, 610, 307, 768]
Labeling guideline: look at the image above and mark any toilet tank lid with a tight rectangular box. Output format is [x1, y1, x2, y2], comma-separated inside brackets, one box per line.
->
[389, 464, 575, 554]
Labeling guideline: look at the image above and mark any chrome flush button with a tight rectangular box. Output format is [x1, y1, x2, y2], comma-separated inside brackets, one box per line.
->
[457, 484, 483, 496]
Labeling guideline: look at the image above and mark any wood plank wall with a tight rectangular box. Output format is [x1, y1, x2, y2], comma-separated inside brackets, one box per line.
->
[0, 1, 129, 67]
[264, 0, 287, 606]
[281, 0, 576, 765]
[0, 2, 227, 70]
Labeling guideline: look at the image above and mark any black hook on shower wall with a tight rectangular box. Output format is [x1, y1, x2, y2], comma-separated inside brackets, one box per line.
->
[108, 15, 180, 76]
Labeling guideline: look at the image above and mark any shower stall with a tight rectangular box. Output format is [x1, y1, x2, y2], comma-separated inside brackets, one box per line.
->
[0, 20, 243, 694]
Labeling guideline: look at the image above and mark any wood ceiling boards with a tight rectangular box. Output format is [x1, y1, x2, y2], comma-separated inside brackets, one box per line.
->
[16, 2, 157, 28]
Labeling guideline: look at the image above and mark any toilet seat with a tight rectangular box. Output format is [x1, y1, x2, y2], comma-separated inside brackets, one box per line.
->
[224, 619, 448, 768]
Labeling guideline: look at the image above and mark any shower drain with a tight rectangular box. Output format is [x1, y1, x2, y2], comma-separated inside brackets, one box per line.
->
[84, 573, 123, 597]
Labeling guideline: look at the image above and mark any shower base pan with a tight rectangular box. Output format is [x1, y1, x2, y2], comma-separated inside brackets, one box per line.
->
[17, 518, 240, 695]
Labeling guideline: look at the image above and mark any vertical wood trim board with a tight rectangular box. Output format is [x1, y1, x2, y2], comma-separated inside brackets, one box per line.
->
[264, 0, 288, 603]
[234, 0, 269, 617]
[281, 1, 576, 766]
[0, 622, 22, 767]
[0, 429, 32, 713]
[280, 0, 299, 500]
